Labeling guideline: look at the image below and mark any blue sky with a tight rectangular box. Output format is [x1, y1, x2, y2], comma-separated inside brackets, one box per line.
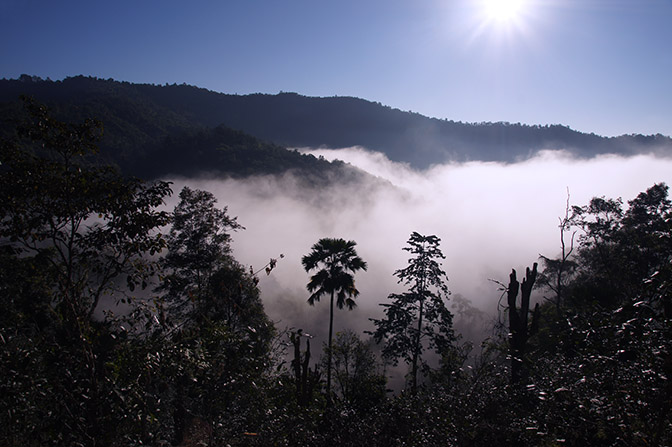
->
[2, 0, 671, 137]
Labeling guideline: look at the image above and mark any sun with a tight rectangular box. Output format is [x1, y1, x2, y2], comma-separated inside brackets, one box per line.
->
[481, 0, 526, 22]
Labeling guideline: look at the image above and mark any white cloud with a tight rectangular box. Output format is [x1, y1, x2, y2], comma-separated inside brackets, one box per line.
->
[166, 148, 672, 376]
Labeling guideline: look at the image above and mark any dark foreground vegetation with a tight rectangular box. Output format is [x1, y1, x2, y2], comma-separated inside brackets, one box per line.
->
[1, 101, 671, 446]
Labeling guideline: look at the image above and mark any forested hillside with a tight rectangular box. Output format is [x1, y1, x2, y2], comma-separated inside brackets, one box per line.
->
[2, 75, 671, 170]
[0, 76, 368, 185]
[1, 96, 670, 446]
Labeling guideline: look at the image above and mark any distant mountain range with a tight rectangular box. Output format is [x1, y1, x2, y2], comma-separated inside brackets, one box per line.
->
[2, 75, 671, 175]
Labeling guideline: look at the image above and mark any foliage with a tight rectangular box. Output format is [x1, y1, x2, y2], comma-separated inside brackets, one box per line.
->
[542, 183, 672, 311]
[0, 98, 172, 445]
[532, 183, 672, 445]
[322, 330, 386, 408]
[152, 185, 274, 445]
[157, 186, 242, 321]
[0, 98, 172, 317]
[302, 238, 368, 400]
[370, 232, 455, 393]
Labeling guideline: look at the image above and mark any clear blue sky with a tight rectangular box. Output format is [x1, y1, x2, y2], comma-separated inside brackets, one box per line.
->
[2, 0, 671, 137]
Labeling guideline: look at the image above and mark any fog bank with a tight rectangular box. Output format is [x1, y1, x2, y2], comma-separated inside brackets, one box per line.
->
[168, 148, 672, 361]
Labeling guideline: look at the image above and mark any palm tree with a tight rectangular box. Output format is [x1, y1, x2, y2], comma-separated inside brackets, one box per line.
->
[302, 238, 367, 401]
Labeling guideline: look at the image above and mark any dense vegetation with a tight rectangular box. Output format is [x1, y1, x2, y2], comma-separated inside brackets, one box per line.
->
[1, 101, 671, 446]
[0, 78, 367, 186]
[2, 75, 671, 170]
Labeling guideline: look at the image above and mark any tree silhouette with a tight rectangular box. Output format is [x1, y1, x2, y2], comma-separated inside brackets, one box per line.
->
[158, 186, 243, 323]
[506, 263, 540, 384]
[302, 238, 367, 401]
[0, 98, 172, 444]
[370, 232, 454, 394]
[324, 330, 386, 407]
[155, 187, 277, 444]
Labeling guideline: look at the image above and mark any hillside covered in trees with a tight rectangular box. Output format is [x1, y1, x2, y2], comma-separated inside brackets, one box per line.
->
[0, 76, 369, 186]
[2, 75, 671, 172]
[1, 98, 671, 446]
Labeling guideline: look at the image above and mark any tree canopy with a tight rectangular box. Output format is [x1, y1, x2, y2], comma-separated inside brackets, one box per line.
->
[302, 238, 368, 401]
[370, 232, 455, 393]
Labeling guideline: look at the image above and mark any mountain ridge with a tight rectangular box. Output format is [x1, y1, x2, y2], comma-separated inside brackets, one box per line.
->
[2, 74, 671, 170]
[0, 76, 374, 187]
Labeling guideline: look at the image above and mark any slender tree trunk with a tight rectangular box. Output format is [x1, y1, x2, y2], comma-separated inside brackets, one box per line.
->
[302, 338, 312, 405]
[411, 261, 427, 395]
[411, 295, 424, 395]
[327, 289, 334, 403]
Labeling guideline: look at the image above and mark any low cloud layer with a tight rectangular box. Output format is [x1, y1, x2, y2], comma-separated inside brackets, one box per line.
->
[167, 148, 672, 364]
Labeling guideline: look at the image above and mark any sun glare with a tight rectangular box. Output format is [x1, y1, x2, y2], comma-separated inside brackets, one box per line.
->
[482, 0, 526, 22]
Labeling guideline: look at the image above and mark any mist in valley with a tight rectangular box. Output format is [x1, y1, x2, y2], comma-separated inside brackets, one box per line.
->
[165, 147, 672, 376]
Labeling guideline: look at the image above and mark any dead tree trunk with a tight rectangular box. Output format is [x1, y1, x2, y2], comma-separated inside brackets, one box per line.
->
[508, 263, 540, 384]
[291, 330, 320, 406]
